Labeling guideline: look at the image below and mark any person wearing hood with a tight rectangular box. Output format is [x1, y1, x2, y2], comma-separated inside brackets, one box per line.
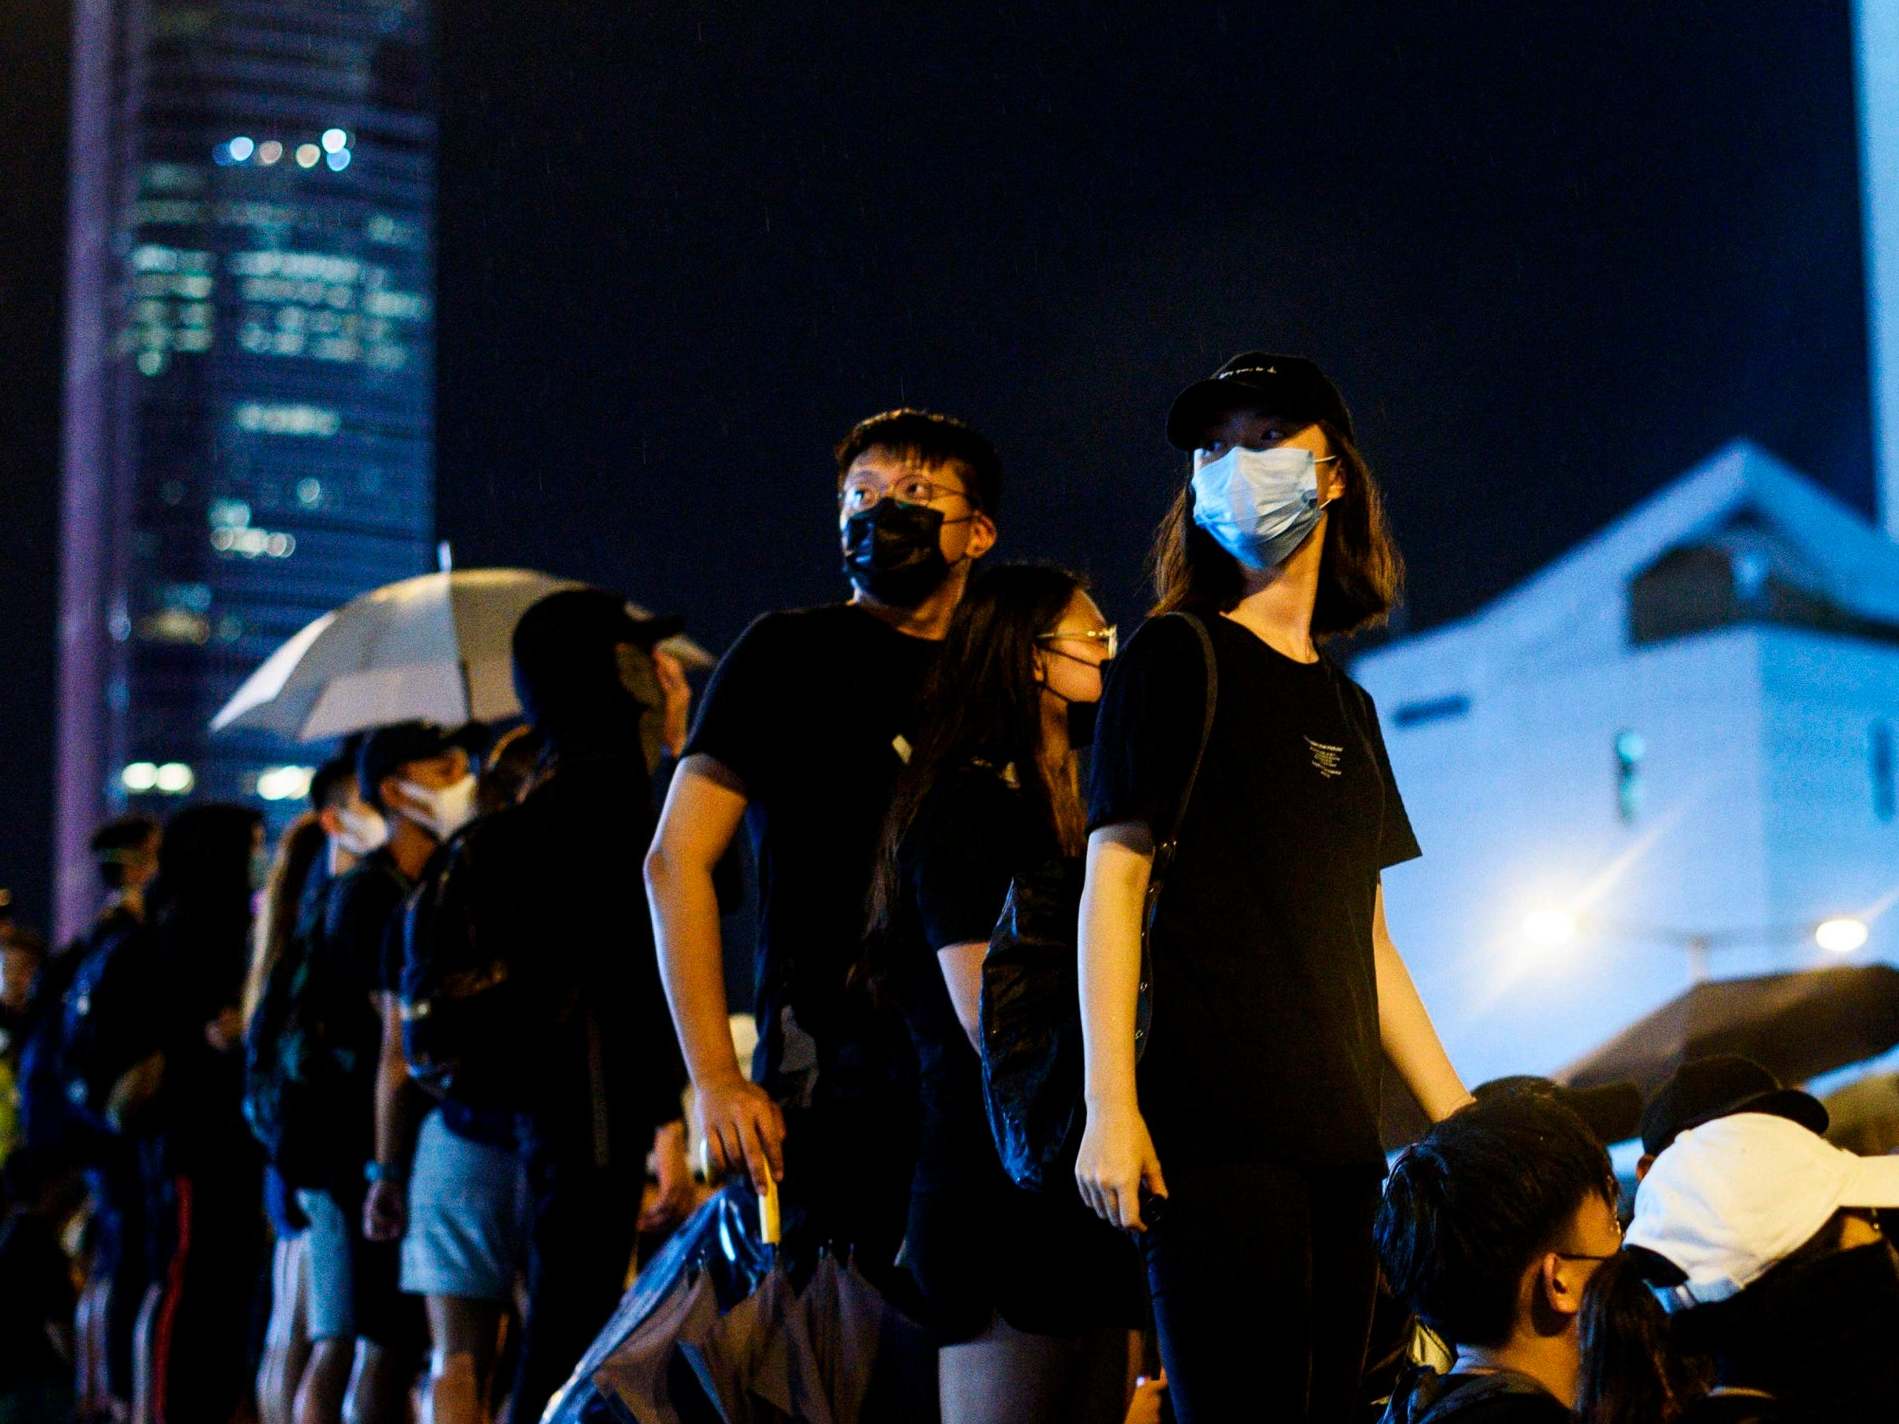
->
[498, 586, 694, 1424]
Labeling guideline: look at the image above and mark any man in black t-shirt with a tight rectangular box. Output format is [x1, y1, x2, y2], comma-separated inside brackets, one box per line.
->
[303, 722, 474, 1424]
[1375, 1093, 1624, 1422]
[646, 409, 1000, 1281]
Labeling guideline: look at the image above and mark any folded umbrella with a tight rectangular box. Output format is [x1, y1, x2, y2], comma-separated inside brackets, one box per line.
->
[210, 568, 712, 742]
[1555, 965, 1899, 1100]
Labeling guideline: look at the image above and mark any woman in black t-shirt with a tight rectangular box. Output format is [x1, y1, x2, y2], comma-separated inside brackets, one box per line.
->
[867, 562, 1143, 1424]
[1074, 354, 1472, 1424]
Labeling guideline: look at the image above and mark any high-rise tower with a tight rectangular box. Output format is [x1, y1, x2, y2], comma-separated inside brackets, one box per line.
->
[57, 0, 436, 937]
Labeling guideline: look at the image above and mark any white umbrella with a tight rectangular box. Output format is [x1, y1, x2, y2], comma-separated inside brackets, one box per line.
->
[210, 568, 713, 742]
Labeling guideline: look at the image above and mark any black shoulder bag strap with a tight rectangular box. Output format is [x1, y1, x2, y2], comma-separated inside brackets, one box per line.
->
[1133, 611, 1218, 1060]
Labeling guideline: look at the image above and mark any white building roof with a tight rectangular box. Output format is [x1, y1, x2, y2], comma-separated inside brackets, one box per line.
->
[1363, 440, 1899, 687]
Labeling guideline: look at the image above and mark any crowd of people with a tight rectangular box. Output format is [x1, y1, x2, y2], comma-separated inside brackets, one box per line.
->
[2, 352, 1896, 1424]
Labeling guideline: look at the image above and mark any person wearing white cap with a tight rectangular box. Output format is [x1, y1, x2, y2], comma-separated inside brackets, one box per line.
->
[1577, 1112, 1899, 1424]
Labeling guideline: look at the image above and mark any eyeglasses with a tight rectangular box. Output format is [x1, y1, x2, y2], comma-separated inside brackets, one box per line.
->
[1036, 626, 1118, 660]
[838, 474, 971, 515]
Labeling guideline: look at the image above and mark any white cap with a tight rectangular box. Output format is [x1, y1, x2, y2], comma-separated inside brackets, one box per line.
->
[1626, 1112, 1899, 1312]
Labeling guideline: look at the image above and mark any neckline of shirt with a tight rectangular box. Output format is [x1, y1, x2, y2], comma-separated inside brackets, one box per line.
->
[1211, 612, 1330, 672]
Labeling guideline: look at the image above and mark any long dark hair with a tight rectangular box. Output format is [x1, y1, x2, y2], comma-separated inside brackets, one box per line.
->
[864, 562, 1089, 947]
[149, 803, 262, 925]
[1147, 419, 1404, 636]
[243, 812, 327, 1027]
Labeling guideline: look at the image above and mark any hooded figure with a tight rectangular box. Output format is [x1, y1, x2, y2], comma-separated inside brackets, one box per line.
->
[511, 587, 679, 773]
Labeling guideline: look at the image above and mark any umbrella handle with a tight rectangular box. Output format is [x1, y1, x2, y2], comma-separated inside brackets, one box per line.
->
[759, 1171, 781, 1246]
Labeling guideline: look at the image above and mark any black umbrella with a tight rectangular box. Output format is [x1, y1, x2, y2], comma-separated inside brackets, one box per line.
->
[1554, 965, 1899, 1100]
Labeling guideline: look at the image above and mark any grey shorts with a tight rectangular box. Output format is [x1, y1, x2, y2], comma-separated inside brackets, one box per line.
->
[398, 1109, 526, 1302]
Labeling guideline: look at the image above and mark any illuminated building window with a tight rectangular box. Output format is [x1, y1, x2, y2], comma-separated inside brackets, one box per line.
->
[1614, 729, 1646, 824]
[234, 403, 341, 437]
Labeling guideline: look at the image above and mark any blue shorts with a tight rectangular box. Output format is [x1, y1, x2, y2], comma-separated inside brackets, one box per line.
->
[398, 1109, 526, 1302]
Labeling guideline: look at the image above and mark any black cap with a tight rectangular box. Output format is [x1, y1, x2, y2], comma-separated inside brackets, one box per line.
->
[1639, 1054, 1830, 1158]
[1166, 352, 1356, 451]
[357, 721, 462, 808]
[1474, 1074, 1645, 1147]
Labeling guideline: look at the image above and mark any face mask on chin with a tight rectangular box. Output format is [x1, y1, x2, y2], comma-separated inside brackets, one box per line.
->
[395, 774, 479, 842]
[841, 500, 966, 608]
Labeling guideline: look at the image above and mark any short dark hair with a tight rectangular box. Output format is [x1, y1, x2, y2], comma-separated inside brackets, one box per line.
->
[833, 408, 1003, 517]
[1378, 1093, 1618, 1348]
[89, 814, 159, 892]
[309, 756, 356, 812]
[1147, 418, 1403, 637]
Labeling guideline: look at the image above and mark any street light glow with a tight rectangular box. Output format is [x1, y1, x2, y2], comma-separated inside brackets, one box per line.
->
[1523, 908, 1580, 948]
[1815, 917, 1870, 954]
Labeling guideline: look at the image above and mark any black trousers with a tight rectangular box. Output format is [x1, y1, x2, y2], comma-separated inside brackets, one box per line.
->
[1140, 1160, 1383, 1424]
[512, 1149, 645, 1424]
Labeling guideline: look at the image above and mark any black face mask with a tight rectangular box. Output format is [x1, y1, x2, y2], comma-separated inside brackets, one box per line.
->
[1065, 696, 1099, 749]
[841, 501, 960, 608]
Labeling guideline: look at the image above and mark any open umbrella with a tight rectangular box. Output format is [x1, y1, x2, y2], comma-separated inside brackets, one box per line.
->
[1555, 965, 1899, 1100]
[209, 568, 712, 741]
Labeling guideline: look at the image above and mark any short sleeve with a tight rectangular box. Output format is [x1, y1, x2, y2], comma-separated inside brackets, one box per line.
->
[1086, 614, 1211, 836]
[682, 612, 790, 794]
[1360, 686, 1422, 870]
[904, 771, 1023, 950]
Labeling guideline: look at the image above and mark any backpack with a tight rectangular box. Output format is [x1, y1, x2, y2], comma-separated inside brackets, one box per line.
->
[397, 806, 571, 1110]
[56, 917, 163, 1136]
[241, 908, 373, 1190]
[979, 612, 1218, 1192]
[1379, 1365, 1567, 1423]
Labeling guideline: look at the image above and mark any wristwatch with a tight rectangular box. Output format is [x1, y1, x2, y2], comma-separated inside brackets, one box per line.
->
[364, 1160, 406, 1185]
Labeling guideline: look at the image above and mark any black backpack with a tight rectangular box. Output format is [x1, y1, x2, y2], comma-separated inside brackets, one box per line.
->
[979, 612, 1218, 1191]
[397, 806, 571, 1110]
[242, 881, 380, 1189]
[56, 916, 163, 1136]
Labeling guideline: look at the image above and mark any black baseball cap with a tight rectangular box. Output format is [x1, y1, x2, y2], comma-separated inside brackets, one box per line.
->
[357, 720, 470, 808]
[1639, 1055, 1830, 1158]
[1165, 351, 1356, 451]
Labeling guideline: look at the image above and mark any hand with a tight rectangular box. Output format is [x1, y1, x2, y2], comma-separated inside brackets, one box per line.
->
[1123, 1370, 1168, 1424]
[639, 1121, 695, 1232]
[362, 1178, 407, 1242]
[654, 650, 692, 759]
[204, 1005, 244, 1052]
[693, 1073, 785, 1194]
[1075, 1102, 1167, 1232]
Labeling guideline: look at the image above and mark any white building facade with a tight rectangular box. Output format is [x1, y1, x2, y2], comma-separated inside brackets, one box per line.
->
[1354, 441, 1899, 1088]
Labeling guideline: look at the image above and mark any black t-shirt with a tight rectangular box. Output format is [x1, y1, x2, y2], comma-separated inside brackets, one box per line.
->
[686, 603, 939, 1107]
[891, 762, 1059, 1190]
[1383, 1368, 1573, 1423]
[886, 762, 1144, 1339]
[1087, 612, 1420, 1171]
[322, 848, 412, 999]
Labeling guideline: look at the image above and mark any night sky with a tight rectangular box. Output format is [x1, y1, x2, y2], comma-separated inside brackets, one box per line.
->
[0, 1, 1873, 930]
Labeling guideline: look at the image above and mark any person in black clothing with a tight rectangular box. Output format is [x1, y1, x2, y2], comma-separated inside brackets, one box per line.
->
[1376, 1093, 1624, 1423]
[500, 587, 693, 1424]
[143, 802, 268, 1424]
[866, 562, 1142, 1423]
[647, 408, 1000, 1252]
[1075, 353, 1470, 1422]
[309, 722, 471, 1424]
[0, 1148, 77, 1424]
[18, 815, 160, 1418]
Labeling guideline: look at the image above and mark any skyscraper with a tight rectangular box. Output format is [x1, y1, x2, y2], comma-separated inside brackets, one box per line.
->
[57, 0, 436, 938]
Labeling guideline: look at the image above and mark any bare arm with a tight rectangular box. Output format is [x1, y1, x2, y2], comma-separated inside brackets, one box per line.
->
[644, 753, 785, 1190]
[935, 943, 986, 1055]
[1074, 822, 1167, 1231]
[364, 993, 426, 1240]
[1373, 882, 1471, 1123]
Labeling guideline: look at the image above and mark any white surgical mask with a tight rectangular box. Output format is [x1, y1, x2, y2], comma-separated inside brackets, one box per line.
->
[1190, 445, 1338, 571]
[396, 774, 479, 841]
[333, 807, 389, 856]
